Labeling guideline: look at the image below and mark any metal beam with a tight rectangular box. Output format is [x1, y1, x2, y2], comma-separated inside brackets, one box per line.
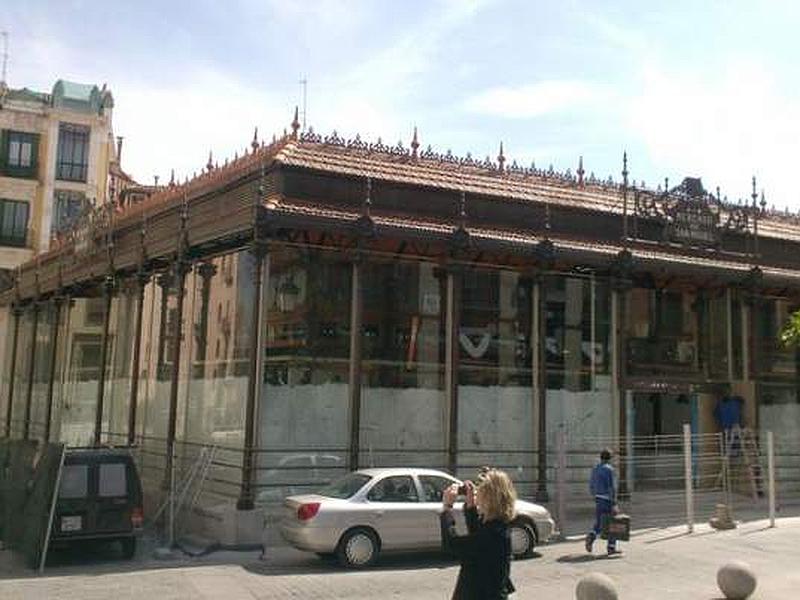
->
[4, 306, 21, 437]
[534, 274, 548, 502]
[93, 277, 115, 446]
[164, 259, 189, 487]
[43, 298, 62, 442]
[347, 256, 364, 470]
[127, 271, 149, 445]
[238, 243, 267, 510]
[22, 304, 40, 440]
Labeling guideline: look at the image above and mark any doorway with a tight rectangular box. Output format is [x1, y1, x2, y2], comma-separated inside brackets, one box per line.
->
[627, 392, 696, 490]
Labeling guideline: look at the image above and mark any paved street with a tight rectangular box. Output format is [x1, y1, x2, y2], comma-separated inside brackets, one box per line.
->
[2, 517, 799, 599]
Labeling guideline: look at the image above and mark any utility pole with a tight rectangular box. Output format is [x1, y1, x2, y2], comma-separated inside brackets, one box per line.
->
[299, 77, 307, 131]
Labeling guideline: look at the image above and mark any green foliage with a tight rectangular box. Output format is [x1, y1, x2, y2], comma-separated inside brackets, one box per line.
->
[780, 309, 800, 349]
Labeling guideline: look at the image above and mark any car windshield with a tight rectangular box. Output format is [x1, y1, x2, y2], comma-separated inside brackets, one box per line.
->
[317, 473, 372, 499]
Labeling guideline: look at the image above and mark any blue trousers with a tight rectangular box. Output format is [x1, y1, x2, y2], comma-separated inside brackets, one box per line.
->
[588, 498, 616, 551]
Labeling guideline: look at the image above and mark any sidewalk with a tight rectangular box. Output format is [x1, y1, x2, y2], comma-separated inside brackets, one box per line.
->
[1, 517, 799, 598]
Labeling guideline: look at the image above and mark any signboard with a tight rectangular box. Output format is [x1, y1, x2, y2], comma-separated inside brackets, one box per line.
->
[669, 204, 718, 246]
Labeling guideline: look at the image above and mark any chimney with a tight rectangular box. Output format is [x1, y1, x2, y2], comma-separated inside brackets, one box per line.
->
[116, 136, 124, 163]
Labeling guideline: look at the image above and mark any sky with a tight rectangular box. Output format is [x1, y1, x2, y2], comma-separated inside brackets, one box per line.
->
[3, 0, 800, 209]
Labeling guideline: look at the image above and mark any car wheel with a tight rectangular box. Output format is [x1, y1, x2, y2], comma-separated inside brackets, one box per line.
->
[336, 528, 380, 568]
[120, 537, 137, 559]
[509, 520, 536, 559]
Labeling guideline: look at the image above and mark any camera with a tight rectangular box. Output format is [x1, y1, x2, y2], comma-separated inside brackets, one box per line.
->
[456, 484, 467, 495]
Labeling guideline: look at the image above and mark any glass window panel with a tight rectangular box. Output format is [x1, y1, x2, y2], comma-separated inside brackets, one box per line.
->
[59, 294, 103, 447]
[419, 475, 456, 502]
[458, 268, 534, 495]
[366, 475, 418, 502]
[99, 463, 127, 497]
[259, 247, 350, 503]
[59, 464, 89, 498]
[360, 260, 445, 469]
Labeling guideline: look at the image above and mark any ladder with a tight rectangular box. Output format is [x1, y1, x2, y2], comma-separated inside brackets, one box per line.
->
[725, 426, 763, 501]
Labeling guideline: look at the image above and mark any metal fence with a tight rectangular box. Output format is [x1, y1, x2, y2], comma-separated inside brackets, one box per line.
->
[552, 425, 777, 537]
[102, 426, 788, 544]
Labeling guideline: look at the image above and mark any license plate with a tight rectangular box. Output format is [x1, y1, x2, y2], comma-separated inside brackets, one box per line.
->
[61, 516, 82, 532]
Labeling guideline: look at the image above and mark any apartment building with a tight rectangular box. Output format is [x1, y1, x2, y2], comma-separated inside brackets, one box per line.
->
[0, 79, 117, 273]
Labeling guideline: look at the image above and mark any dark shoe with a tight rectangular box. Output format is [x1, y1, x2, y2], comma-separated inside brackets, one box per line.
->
[584, 534, 594, 553]
[607, 548, 623, 557]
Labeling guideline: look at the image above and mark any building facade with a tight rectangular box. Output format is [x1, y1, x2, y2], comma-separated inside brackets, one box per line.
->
[1, 115, 798, 542]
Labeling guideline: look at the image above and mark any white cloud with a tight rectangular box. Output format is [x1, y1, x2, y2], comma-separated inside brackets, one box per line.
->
[112, 68, 289, 184]
[463, 80, 609, 119]
[628, 59, 800, 209]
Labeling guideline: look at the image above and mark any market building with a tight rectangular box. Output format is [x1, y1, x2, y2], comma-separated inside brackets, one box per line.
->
[0, 111, 798, 543]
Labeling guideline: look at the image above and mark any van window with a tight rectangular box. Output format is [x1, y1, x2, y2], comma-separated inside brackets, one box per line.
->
[99, 463, 127, 497]
[60, 465, 89, 499]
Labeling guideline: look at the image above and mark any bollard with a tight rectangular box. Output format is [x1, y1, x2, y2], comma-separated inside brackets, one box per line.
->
[767, 431, 776, 528]
[717, 560, 757, 599]
[683, 423, 693, 533]
[576, 572, 618, 600]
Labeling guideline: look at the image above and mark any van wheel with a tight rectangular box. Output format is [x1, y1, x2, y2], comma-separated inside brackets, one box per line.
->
[336, 528, 379, 568]
[509, 520, 536, 559]
[120, 537, 137, 559]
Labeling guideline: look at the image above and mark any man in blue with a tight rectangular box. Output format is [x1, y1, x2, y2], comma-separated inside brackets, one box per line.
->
[585, 448, 621, 556]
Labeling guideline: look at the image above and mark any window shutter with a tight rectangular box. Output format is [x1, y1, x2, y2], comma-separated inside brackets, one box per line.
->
[29, 133, 39, 175]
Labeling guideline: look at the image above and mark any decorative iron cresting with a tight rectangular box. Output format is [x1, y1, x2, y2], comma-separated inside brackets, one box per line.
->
[632, 177, 754, 248]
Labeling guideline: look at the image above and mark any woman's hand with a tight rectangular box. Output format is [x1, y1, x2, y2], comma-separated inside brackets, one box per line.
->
[464, 480, 477, 509]
[442, 483, 458, 509]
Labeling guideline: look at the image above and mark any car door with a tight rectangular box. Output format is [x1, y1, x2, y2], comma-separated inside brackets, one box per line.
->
[364, 475, 425, 550]
[95, 460, 133, 534]
[417, 474, 461, 548]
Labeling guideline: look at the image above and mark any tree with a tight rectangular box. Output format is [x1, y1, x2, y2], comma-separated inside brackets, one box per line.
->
[780, 309, 800, 348]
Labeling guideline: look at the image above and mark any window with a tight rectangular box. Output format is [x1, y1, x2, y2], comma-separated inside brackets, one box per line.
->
[56, 123, 90, 182]
[59, 465, 89, 499]
[99, 463, 128, 497]
[2, 130, 38, 177]
[0, 199, 29, 247]
[52, 190, 87, 233]
[419, 475, 456, 502]
[317, 473, 371, 499]
[367, 475, 419, 502]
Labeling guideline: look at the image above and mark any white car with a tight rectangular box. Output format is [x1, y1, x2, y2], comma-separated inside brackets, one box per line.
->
[279, 467, 556, 568]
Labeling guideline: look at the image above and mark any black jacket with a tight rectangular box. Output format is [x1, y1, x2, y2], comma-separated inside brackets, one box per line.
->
[440, 506, 515, 600]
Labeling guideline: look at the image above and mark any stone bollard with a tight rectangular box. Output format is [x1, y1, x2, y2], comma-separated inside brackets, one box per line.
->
[717, 561, 757, 599]
[576, 572, 618, 600]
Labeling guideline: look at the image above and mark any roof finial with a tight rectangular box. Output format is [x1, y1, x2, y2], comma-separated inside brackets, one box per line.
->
[760, 189, 767, 212]
[411, 126, 419, 160]
[206, 151, 214, 172]
[169, 169, 175, 187]
[577, 156, 585, 186]
[622, 151, 629, 187]
[291, 106, 300, 139]
[497, 142, 505, 172]
[251, 126, 260, 152]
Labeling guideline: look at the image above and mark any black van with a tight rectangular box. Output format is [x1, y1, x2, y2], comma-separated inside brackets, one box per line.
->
[50, 449, 144, 558]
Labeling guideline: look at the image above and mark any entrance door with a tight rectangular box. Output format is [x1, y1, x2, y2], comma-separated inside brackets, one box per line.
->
[630, 392, 695, 490]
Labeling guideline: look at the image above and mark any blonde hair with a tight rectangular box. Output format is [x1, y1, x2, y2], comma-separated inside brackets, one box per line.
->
[476, 469, 517, 523]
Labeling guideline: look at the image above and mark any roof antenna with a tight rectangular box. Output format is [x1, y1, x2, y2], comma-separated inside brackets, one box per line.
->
[1, 31, 8, 85]
[299, 76, 308, 132]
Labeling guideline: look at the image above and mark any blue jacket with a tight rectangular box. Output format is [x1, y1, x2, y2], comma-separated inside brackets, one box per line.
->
[590, 462, 616, 502]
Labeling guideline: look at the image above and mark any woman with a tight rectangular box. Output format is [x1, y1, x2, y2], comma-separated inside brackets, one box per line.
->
[440, 469, 517, 600]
